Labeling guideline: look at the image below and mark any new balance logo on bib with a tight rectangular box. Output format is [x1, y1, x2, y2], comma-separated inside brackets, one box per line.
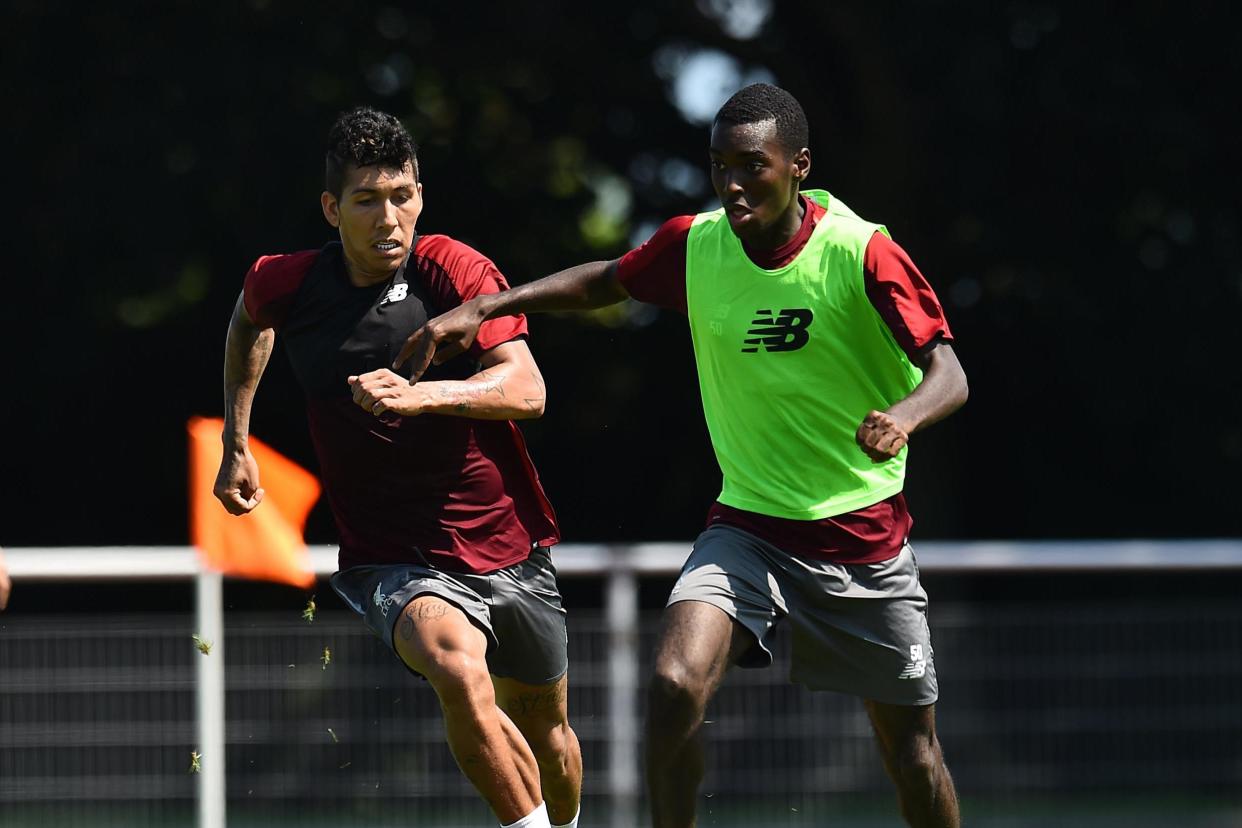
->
[741, 308, 813, 353]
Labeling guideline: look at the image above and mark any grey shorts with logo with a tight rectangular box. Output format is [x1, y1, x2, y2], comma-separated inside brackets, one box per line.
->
[669, 524, 938, 705]
[329, 545, 568, 686]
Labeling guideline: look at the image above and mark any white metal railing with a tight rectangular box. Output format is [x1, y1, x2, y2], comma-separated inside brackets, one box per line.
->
[5, 539, 1241, 828]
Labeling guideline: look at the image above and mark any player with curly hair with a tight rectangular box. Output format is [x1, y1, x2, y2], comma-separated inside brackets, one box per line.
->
[215, 106, 581, 828]
[395, 84, 966, 827]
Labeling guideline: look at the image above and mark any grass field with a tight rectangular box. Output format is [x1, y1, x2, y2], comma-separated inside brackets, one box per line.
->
[6, 794, 1241, 827]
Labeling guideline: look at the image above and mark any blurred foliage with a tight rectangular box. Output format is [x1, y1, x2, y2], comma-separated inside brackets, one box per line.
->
[1, 0, 1239, 545]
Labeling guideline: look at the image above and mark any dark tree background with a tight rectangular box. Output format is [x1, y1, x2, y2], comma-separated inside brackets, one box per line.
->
[2, 0, 1238, 547]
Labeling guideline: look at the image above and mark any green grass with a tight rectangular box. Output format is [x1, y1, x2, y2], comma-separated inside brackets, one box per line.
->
[5, 794, 1240, 827]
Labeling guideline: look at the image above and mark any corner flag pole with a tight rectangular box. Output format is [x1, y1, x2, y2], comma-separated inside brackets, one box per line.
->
[195, 569, 226, 828]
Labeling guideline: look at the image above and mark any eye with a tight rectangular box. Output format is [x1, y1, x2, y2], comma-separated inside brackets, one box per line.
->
[746, 161, 765, 173]
[709, 159, 725, 171]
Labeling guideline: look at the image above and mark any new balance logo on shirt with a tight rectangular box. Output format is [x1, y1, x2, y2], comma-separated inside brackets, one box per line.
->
[381, 283, 408, 305]
[741, 308, 813, 353]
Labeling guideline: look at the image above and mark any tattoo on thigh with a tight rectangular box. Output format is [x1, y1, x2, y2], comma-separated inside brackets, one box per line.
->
[400, 599, 453, 637]
[503, 683, 565, 718]
[411, 600, 451, 620]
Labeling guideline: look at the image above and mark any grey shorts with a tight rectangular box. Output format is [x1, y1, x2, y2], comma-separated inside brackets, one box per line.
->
[329, 545, 568, 685]
[668, 524, 938, 705]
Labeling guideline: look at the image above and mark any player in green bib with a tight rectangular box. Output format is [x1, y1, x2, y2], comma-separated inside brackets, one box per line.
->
[390, 84, 967, 828]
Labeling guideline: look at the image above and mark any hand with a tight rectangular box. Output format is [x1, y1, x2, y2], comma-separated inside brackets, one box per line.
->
[392, 297, 489, 383]
[349, 368, 427, 417]
[0, 548, 10, 610]
[855, 410, 910, 463]
[213, 444, 265, 515]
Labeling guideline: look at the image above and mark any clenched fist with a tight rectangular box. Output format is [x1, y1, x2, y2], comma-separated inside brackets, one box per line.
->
[855, 410, 909, 463]
[348, 369, 428, 417]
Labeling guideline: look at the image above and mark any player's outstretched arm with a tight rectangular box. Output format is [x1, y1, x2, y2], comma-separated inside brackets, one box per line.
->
[351, 339, 546, 421]
[394, 259, 629, 382]
[856, 339, 968, 462]
[0, 547, 10, 610]
[215, 292, 275, 515]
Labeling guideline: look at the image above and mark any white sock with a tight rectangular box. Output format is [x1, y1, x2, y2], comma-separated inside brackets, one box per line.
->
[551, 804, 580, 828]
[501, 801, 550, 828]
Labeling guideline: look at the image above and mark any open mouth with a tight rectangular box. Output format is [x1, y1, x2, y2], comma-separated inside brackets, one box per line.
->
[374, 240, 401, 253]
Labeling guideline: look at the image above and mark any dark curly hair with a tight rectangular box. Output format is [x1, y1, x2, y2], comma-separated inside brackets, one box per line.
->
[324, 106, 419, 197]
[713, 83, 809, 156]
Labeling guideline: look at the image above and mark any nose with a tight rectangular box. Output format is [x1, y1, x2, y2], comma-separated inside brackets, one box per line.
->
[720, 170, 744, 195]
[378, 198, 399, 228]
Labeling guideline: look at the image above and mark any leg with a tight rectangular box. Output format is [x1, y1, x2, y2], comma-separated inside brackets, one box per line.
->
[493, 673, 582, 826]
[645, 600, 753, 828]
[864, 700, 960, 828]
[393, 595, 541, 824]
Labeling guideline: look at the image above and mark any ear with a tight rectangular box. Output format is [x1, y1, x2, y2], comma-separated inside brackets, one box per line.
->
[321, 191, 340, 228]
[792, 147, 811, 182]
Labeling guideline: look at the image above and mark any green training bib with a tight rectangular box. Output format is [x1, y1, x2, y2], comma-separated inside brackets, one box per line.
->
[685, 189, 922, 519]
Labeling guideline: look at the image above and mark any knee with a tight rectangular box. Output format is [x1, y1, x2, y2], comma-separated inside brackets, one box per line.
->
[892, 734, 941, 791]
[420, 647, 491, 709]
[647, 659, 710, 720]
[527, 721, 574, 775]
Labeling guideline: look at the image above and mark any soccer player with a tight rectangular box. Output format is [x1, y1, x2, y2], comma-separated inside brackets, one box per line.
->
[394, 84, 967, 827]
[214, 107, 581, 828]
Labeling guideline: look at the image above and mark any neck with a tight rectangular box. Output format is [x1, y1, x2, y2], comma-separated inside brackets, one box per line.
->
[746, 194, 805, 252]
[342, 252, 396, 288]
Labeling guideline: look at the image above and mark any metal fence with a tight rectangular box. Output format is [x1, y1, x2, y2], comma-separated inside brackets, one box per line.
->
[2, 542, 1242, 827]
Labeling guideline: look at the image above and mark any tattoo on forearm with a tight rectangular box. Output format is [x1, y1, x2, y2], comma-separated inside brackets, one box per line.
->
[523, 368, 546, 411]
[253, 334, 272, 363]
[488, 370, 507, 398]
[436, 369, 507, 401]
[223, 308, 274, 436]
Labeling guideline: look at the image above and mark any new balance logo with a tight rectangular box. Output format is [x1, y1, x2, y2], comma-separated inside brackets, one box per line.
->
[381, 283, 408, 305]
[741, 308, 813, 353]
[898, 644, 927, 680]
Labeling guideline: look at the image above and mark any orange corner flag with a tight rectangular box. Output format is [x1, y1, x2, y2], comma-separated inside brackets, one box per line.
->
[188, 417, 319, 588]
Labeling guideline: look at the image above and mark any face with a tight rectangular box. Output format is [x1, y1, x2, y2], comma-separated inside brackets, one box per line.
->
[709, 119, 810, 247]
[321, 161, 423, 284]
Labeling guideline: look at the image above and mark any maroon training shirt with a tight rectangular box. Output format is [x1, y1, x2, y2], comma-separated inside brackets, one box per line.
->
[244, 234, 559, 574]
[615, 197, 953, 565]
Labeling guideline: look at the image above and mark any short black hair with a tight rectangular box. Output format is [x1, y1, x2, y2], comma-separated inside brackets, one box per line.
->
[713, 83, 809, 156]
[325, 106, 419, 197]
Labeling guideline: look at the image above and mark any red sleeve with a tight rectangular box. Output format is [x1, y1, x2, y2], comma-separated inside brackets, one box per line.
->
[242, 250, 319, 330]
[413, 235, 528, 356]
[615, 216, 694, 314]
[863, 232, 953, 360]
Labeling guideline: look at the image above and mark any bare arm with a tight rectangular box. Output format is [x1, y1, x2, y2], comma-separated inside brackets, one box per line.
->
[214, 293, 275, 514]
[393, 259, 629, 381]
[855, 339, 969, 462]
[349, 339, 547, 420]
[0, 547, 10, 610]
